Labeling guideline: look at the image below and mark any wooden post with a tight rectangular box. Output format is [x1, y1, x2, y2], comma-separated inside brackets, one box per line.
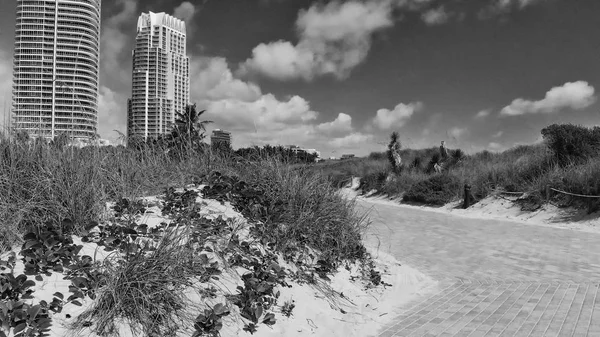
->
[463, 184, 472, 209]
[545, 184, 551, 202]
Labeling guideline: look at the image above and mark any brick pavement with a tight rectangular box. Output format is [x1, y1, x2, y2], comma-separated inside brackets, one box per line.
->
[354, 199, 600, 336]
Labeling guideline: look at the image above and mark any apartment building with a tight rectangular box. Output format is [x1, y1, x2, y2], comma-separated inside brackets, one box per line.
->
[128, 12, 190, 140]
[211, 129, 232, 148]
[11, 0, 101, 139]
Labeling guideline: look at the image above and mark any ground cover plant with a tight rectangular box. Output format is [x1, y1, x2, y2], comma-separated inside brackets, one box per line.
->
[0, 117, 387, 336]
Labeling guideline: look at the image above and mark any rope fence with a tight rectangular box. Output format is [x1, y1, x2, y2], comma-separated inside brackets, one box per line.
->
[547, 187, 600, 199]
[462, 184, 600, 212]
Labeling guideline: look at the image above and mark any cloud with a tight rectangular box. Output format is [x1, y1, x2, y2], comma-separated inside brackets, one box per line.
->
[422, 6, 451, 25]
[190, 56, 378, 153]
[500, 81, 596, 116]
[101, 0, 137, 85]
[330, 132, 374, 148]
[97, 0, 138, 141]
[98, 87, 126, 142]
[492, 131, 504, 138]
[488, 142, 504, 151]
[475, 109, 491, 119]
[204, 94, 318, 130]
[479, 0, 550, 18]
[316, 113, 353, 136]
[238, 0, 396, 81]
[373, 102, 423, 130]
[189, 56, 323, 147]
[190, 57, 262, 102]
[448, 127, 467, 139]
[173, 1, 196, 23]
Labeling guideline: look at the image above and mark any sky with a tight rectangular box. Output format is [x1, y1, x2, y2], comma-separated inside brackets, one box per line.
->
[0, 0, 599, 157]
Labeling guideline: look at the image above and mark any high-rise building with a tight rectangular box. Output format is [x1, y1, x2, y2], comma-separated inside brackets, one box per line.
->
[128, 12, 190, 140]
[11, 0, 101, 139]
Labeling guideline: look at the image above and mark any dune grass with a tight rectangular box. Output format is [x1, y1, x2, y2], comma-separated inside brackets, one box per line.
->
[316, 136, 600, 211]
[0, 135, 369, 265]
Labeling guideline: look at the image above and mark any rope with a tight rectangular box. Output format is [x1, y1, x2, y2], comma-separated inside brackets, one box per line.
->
[481, 187, 600, 199]
[549, 188, 600, 199]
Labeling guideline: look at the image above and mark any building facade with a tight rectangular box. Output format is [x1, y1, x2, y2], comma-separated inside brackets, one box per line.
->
[11, 0, 101, 139]
[211, 129, 231, 148]
[128, 12, 190, 140]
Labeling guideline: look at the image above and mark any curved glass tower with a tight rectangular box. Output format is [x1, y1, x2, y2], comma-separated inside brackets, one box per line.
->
[12, 0, 101, 139]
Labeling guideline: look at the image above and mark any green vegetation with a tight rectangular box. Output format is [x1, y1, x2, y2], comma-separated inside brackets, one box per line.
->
[0, 112, 382, 336]
[316, 124, 600, 211]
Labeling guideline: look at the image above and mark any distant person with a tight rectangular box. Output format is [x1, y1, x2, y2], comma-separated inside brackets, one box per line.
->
[440, 141, 449, 160]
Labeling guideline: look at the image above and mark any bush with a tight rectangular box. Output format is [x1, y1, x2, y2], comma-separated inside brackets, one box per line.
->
[541, 123, 600, 165]
[403, 174, 461, 205]
[368, 152, 386, 161]
[359, 170, 388, 193]
[409, 157, 423, 171]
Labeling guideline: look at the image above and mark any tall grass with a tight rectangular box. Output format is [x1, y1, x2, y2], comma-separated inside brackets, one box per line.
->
[234, 158, 370, 264]
[316, 142, 600, 210]
[0, 135, 369, 267]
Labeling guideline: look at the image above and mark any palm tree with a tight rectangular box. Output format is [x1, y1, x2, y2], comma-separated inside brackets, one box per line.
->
[170, 104, 212, 150]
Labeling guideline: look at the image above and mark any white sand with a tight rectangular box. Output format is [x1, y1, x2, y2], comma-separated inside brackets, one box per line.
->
[0, 185, 435, 337]
[343, 177, 600, 234]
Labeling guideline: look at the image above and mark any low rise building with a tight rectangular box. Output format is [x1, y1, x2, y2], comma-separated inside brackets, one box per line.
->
[211, 129, 232, 148]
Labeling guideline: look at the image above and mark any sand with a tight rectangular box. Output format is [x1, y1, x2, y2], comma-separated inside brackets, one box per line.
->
[344, 177, 600, 234]
[1, 184, 436, 337]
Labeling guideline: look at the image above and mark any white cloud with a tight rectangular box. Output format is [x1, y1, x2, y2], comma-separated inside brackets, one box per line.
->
[190, 57, 262, 102]
[238, 0, 396, 81]
[492, 131, 504, 138]
[101, 0, 137, 85]
[422, 6, 451, 25]
[330, 132, 374, 148]
[479, 0, 550, 18]
[98, 87, 126, 142]
[475, 109, 491, 119]
[97, 0, 138, 141]
[173, 1, 196, 23]
[500, 81, 596, 116]
[189, 56, 322, 147]
[204, 94, 318, 129]
[373, 102, 423, 130]
[448, 127, 467, 139]
[316, 113, 353, 135]
[488, 142, 504, 151]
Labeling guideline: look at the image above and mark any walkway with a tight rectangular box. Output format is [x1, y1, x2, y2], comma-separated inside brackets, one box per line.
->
[355, 197, 600, 337]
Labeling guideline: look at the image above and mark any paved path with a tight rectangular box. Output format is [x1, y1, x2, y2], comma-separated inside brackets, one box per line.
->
[355, 197, 600, 337]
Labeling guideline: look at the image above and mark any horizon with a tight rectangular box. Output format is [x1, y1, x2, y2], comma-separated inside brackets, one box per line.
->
[0, 0, 599, 157]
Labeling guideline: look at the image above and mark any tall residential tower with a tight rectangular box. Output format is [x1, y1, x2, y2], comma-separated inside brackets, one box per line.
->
[11, 0, 101, 139]
[128, 12, 190, 140]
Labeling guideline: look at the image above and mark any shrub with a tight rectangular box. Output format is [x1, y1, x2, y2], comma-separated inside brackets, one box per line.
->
[368, 152, 386, 161]
[541, 123, 600, 165]
[359, 170, 388, 193]
[202, 161, 369, 269]
[403, 174, 461, 205]
[452, 149, 465, 161]
[409, 157, 423, 172]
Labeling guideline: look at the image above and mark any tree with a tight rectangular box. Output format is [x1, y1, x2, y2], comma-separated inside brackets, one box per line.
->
[387, 132, 402, 174]
[170, 104, 212, 149]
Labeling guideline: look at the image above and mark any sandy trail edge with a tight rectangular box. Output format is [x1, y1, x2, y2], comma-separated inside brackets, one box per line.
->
[343, 177, 600, 234]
